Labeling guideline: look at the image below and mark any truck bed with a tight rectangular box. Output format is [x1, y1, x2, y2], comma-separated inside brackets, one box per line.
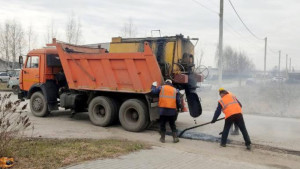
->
[54, 41, 163, 93]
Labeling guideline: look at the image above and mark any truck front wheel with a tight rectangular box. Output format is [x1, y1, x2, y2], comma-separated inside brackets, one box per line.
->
[30, 91, 49, 117]
[88, 96, 117, 127]
[119, 99, 149, 132]
[12, 86, 19, 95]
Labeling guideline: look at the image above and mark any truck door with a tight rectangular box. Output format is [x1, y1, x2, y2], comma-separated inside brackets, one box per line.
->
[22, 55, 40, 91]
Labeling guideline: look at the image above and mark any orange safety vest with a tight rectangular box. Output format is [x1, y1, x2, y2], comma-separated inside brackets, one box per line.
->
[158, 85, 177, 109]
[218, 93, 242, 119]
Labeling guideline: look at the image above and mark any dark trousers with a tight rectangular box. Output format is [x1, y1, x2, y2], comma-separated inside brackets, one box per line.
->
[221, 113, 251, 146]
[160, 115, 177, 132]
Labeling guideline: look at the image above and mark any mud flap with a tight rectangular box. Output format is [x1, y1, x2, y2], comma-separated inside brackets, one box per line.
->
[185, 92, 202, 118]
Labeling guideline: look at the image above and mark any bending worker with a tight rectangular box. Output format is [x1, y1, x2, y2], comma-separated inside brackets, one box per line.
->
[151, 79, 181, 143]
[211, 88, 251, 150]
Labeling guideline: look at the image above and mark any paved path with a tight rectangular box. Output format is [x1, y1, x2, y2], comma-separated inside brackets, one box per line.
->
[63, 146, 274, 169]
[2, 92, 300, 169]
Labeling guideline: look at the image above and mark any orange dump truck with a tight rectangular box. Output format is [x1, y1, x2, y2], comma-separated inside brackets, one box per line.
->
[18, 35, 202, 132]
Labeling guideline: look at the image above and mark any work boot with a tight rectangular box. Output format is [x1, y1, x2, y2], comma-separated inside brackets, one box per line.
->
[246, 145, 252, 150]
[172, 132, 179, 143]
[160, 131, 165, 143]
[220, 143, 226, 147]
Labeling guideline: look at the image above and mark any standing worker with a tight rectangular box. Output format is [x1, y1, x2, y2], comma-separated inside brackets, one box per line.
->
[211, 88, 251, 150]
[151, 79, 181, 143]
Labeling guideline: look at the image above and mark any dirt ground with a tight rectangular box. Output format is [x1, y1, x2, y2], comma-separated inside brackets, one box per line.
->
[3, 91, 300, 169]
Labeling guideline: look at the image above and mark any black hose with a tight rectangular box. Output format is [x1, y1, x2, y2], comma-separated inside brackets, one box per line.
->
[178, 117, 225, 137]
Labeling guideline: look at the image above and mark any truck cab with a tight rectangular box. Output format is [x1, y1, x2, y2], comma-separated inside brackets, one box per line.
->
[20, 48, 63, 91]
[19, 48, 63, 116]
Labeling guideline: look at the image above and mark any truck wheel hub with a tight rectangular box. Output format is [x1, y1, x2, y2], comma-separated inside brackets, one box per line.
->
[132, 112, 138, 119]
[95, 105, 105, 117]
[32, 98, 43, 111]
[126, 108, 139, 122]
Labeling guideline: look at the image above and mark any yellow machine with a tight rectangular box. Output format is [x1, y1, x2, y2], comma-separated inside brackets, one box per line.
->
[109, 34, 202, 118]
[110, 34, 198, 79]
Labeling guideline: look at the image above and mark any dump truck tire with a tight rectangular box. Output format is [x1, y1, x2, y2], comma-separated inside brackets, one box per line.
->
[110, 98, 120, 124]
[30, 91, 49, 117]
[119, 99, 149, 132]
[88, 96, 117, 127]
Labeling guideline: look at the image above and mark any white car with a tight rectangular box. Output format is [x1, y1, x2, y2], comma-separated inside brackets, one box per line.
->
[7, 69, 20, 94]
[0, 72, 9, 83]
[271, 76, 286, 83]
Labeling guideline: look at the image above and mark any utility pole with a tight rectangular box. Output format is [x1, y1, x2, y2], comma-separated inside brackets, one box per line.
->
[289, 58, 291, 72]
[264, 37, 267, 79]
[286, 54, 288, 77]
[218, 0, 224, 87]
[278, 50, 281, 76]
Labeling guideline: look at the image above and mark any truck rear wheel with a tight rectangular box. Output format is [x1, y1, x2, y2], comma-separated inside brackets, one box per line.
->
[30, 91, 49, 117]
[88, 96, 117, 127]
[119, 99, 149, 132]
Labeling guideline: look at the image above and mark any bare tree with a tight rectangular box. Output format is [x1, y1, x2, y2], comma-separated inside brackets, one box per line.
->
[215, 46, 255, 85]
[0, 22, 11, 69]
[216, 46, 254, 75]
[65, 13, 82, 44]
[0, 20, 25, 69]
[27, 24, 38, 52]
[9, 20, 25, 69]
[121, 18, 137, 38]
[45, 19, 58, 44]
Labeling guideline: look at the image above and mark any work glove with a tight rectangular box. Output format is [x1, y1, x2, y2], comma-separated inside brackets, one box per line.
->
[152, 81, 157, 87]
[211, 119, 216, 123]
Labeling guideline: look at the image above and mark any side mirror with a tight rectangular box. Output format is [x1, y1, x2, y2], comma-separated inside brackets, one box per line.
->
[19, 56, 23, 64]
[19, 56, 23, 68]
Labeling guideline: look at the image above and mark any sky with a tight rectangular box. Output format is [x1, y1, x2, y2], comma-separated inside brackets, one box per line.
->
[0, 0, 299, 70]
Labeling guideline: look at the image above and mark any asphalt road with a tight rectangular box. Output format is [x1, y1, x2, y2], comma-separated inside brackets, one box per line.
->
[2, 91, 300, 169]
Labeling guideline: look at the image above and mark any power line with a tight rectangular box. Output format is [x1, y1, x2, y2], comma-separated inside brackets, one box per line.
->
[224, 22, 262, 49]
[227, 0, 264, 40]
[223, 26, 263, 51]
[192, 0, 281, 58]
[191, 0, 219, 15]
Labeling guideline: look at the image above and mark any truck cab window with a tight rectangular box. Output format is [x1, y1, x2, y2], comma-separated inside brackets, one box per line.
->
[26, 56, 39, 68]
[47, 54, 61, 67]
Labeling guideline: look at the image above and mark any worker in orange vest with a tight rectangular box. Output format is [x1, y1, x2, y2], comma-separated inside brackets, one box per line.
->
[151, 79, 182, 143]
[211, 88, 251, 150]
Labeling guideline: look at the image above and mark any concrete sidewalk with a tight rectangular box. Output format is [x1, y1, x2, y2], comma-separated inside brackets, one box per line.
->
[63, 146, 273, 169]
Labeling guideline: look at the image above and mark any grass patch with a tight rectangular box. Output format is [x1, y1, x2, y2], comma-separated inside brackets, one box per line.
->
[7, 138, 150, 169]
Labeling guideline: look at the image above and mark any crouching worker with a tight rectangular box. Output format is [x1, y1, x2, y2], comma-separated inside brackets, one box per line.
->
[151, 79, 181, 143]
[211, 88, 252, 150]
